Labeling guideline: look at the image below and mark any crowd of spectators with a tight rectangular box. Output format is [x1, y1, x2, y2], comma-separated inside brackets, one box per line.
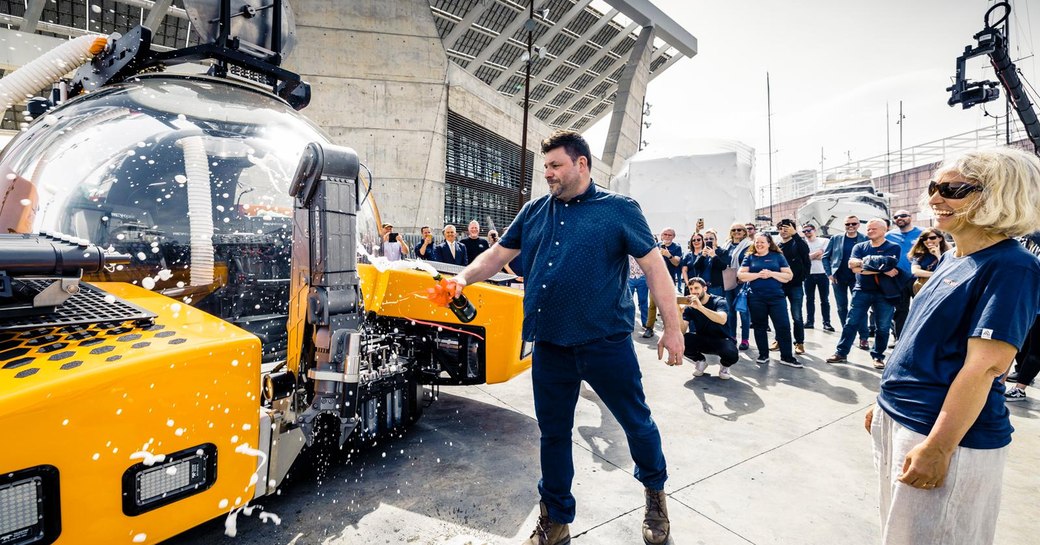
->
[383, 192, 1038, 407]
[628, 205, 1037, 410]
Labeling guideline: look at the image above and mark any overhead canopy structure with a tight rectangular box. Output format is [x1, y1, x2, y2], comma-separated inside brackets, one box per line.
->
[429, 0, 697, 132]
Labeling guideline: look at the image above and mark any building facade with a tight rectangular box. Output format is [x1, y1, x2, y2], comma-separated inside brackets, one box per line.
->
[0, 0, 697, 235]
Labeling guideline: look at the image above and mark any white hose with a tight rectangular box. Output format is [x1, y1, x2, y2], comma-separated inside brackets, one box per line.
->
[179, 136, 215, 287]
[0, 34, 107, 112]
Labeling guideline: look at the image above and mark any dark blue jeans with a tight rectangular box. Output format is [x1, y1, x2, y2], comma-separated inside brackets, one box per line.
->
[783, 285, 805, 344]
[532, 334, 667, 524]
[833, 277, 868, 341]
[836, 290, 896, 361]
[804, 273, 832, 327]
[748, 292, 793, 360]
[628, 276, 649, 327]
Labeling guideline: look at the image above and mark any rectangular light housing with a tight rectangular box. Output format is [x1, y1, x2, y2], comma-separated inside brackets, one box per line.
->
[0, 465, 60, 545]
[121, 444, 217, 516]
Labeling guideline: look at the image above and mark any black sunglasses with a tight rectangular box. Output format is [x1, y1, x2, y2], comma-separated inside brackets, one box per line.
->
[730, 228, 746, 232]
[802, 229, 813, 233]
[845, 222, 860, 227]
[923, 235, 941, 241]
[928, 180, 983, 199]
[893, 214, 910, 219]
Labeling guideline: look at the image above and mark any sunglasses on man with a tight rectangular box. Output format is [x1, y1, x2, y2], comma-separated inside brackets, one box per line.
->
[893, 214, 910, 219]
[845, 222, 860, 227]
[928, 180, 983, 199]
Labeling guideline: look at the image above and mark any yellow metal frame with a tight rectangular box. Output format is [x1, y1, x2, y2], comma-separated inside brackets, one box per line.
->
[356, 263, 531, 384]
[0, 283, 262, 545]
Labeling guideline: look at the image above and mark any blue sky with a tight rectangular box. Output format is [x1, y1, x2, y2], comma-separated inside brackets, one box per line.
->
[584, 0, 1040, 193]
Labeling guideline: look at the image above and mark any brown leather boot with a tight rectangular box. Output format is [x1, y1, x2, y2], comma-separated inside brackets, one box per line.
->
[642, 488, 670, 545]
[522, 502, 570, 545]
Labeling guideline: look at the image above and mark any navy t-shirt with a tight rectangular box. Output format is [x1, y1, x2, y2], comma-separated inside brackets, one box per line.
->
[878, 239, 1040, 449]
[741, 252, 790, 298]
[851, 240, 901, 292]
[661, 241, 683, 281]
[683, 295, 730, 338]
[498, 182, 656, 346]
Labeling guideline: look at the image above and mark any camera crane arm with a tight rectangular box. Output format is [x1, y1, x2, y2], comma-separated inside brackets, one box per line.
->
[947, 1, 1040, 155]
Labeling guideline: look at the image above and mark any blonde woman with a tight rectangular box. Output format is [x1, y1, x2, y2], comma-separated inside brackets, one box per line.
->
[867, 148, 1040, 545]
[721, 223, 753, 348]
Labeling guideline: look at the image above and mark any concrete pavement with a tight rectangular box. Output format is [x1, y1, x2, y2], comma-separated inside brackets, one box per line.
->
[161, 324, 1040, 545]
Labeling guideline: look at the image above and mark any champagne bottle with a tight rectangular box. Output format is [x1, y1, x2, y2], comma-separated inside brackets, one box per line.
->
[432, 274, 477, 323]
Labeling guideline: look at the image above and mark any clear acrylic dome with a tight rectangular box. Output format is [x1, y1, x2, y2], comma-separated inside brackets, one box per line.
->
[0, 75, 380, 361]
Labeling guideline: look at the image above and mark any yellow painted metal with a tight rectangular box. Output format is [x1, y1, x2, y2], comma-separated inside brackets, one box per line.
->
[357, 263, 531, 384]
[0, 283, 262, 545]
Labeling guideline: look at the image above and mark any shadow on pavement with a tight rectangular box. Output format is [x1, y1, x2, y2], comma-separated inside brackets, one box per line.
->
[160, 391, 541, 544]
[683, 374, 765, 421]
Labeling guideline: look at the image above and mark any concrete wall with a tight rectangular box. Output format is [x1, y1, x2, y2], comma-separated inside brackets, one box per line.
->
[286, 0, 450, 233]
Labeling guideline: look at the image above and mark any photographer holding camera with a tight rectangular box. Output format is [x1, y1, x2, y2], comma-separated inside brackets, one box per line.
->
[381, 223, 410, 262]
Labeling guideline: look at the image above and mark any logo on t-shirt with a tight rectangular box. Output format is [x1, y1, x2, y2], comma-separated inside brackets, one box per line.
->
[981, 328, 994, 340]
[943, 278, 959, 286]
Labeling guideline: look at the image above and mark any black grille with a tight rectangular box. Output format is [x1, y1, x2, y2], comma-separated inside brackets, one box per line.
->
[444, 111, 534, 232]
[0, 281, 155, 331]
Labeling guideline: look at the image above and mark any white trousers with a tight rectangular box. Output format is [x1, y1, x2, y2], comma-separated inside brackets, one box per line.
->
[870, 406, 1007, 545]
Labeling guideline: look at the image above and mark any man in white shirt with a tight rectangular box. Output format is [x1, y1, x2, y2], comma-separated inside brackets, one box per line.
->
[802, 223, 833, 331]
[381, 223, 409, 262]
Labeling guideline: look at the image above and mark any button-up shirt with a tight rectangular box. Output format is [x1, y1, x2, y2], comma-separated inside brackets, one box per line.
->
[499, 182, 656, 346]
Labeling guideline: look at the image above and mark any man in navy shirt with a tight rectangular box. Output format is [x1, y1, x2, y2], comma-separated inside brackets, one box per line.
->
[450, 130, 684, 545]
[682, 277, 738, 379]
[885, 209, 923, 342]
[823, 215, 869, 348]
[414, 225, 435, 260]
[827, 219, 902, 368]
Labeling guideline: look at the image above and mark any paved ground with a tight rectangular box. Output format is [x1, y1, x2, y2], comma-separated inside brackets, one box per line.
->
[162, 321, 1040, 545]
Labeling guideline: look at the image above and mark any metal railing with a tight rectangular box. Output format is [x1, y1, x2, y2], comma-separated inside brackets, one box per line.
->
[818, 124, 1029, 185]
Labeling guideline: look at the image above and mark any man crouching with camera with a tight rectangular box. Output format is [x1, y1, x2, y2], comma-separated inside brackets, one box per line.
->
[682, 277, 739, 379]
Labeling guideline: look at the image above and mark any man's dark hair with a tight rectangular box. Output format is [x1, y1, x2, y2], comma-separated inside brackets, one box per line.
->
[420, 225, 430, 232]
[687, 277, 708, 288]
[777, 218, 797, 228]
[541, 129, 592, 170]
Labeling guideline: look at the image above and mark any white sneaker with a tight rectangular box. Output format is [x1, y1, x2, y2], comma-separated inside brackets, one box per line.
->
[718, 366, 732, 380]
[692, 359, 708, 376]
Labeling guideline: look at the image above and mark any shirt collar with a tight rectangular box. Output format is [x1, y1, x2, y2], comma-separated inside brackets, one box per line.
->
[554, 179, 598, 204]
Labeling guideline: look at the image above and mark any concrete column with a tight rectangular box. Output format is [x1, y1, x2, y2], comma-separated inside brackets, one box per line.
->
[601, 25, 655, 177]
[284, 0, 450, 234]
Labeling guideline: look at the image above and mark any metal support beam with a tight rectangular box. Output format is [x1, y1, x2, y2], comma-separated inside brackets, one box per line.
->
[603, 0, 697, 57]
[532, 19, 636, 108]
[19, 0, 47, 33]
[463, 3, 530, 81]
[503, 1, 607, 92]
[443, 0, 496, 49]
[560, 50, 670, 130]
[489, 0, 595, 89]
[601, 24, 656, 172]
[144, 0, 175, 31]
